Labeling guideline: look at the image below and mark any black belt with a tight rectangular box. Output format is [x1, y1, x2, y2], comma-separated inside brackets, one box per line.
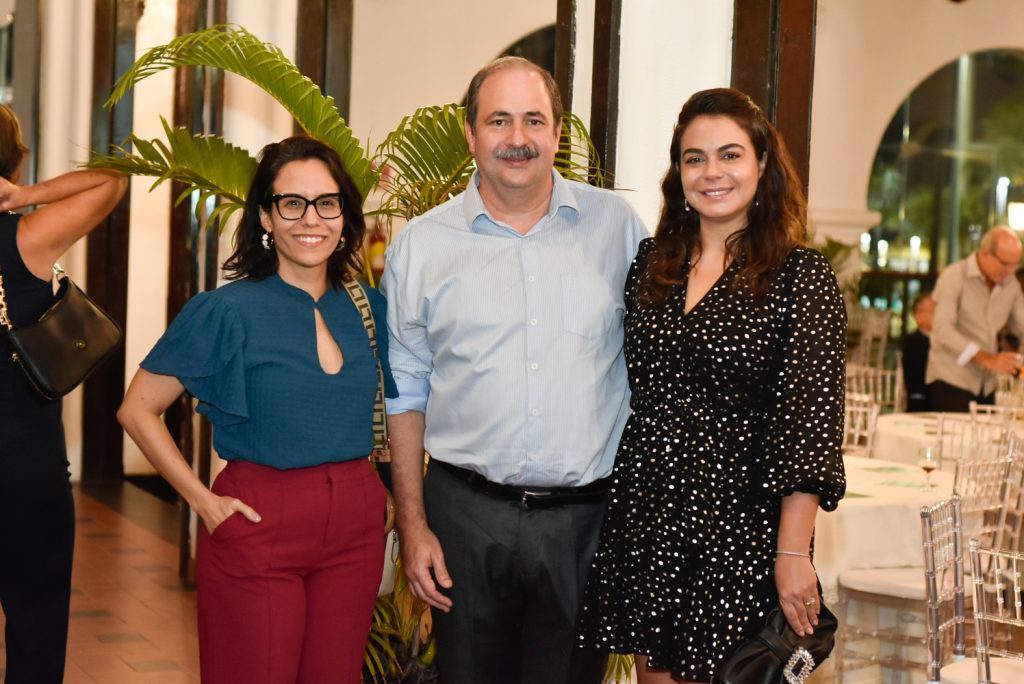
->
[432, 460, 610, 508]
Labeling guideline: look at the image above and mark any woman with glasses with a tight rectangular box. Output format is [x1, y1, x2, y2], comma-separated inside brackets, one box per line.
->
[118, 136, 396, 684]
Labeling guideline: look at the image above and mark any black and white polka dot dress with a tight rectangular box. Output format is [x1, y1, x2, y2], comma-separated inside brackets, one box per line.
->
[577, 238, 846, 681]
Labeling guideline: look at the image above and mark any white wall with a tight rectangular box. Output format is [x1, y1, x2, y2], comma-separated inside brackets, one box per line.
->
[38, 0, 95, 482]
[121, 0, 177, 476]
[614, 1, 734, 230]
[809, 0, 1024, 244]
[349, 0, 555, 155]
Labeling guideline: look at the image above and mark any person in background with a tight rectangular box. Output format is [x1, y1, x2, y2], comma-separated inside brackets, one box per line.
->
[902, 291, 934, 412]
[927, 226, 1024, 412]
[577, 88, 846, 683]
[118, 136, 394, 684]
[382, 56, 647, 684]
[0, 104, 126, 683]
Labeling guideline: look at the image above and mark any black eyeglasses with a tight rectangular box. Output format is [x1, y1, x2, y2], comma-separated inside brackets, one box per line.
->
[269, 193, 343, 220]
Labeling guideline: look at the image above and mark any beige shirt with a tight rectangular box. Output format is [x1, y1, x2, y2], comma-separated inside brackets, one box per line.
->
[926, 252, 1024, 396]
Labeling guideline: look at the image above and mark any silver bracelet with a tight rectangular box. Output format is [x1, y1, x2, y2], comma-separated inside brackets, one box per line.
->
[776, 550, 811, 559]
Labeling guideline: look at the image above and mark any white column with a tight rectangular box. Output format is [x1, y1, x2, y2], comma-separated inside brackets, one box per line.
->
[38, 0, 96, 482]
[587, 0, 734, 231]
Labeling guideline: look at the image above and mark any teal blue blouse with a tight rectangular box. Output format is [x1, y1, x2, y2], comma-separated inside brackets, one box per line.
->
[141, 274, 397, 469]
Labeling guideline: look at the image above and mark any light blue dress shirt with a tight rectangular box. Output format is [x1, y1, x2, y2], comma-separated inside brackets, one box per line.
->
[382, 171, 648, 487]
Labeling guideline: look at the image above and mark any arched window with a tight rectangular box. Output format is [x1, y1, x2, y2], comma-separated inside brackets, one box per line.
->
[862, 49, 1024, 337]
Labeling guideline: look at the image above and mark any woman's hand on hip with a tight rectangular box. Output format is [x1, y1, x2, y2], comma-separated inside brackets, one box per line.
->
[775, 555, 820, 637]
[198, 494, 262, 535]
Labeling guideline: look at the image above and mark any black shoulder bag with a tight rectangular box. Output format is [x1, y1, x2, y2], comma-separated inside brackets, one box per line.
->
[0, 262, 122, 399]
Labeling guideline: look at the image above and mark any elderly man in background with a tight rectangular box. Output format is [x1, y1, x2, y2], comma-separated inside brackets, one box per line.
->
[927, 225, 1024, 411]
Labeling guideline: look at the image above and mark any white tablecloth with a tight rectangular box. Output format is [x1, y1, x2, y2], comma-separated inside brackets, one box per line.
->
[815, 455, 955, 598]
[871, 412, 950, 469]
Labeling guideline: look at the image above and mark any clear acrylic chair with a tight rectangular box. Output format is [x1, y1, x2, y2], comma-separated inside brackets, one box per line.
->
[834, 497, 966, 683]
[970, 400, 1024, 424]
[847, 365, 903, 414]
[940, 541, 1024, 683]
[996, 375, 1024, 407]
[936, 413, 1007, 471]
[848, 307, 891, 370]
[842, 399, 880, 457]
[953, 435, 1020, 553]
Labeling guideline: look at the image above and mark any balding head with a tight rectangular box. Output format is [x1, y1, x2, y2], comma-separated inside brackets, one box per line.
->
[980, 226, 1020, 253]
[977, 225, 1022, 287]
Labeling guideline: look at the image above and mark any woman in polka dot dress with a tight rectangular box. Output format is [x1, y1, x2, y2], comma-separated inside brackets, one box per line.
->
[577, 88, 847, 683]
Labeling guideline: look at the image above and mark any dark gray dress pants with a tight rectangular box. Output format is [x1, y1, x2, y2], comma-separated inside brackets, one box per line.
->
[423, 462, 607, 684]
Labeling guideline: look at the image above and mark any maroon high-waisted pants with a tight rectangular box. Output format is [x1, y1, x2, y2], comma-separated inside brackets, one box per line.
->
[197, 458, 386, 684]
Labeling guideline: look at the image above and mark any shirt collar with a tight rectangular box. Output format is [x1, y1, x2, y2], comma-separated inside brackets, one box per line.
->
[966, 250, 999, 288]
[968, 251, 985, 281]
[462, 170, 580, 232]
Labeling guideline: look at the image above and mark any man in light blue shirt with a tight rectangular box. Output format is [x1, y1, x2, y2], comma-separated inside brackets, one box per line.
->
[382, 56, 646, 684]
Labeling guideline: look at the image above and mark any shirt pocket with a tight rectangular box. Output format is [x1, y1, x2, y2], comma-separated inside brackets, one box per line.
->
[561, 273, 619, 339]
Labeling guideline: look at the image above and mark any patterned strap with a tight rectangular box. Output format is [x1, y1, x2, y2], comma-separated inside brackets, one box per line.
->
[0, 267, 11, 331]
[0, 262, 64, 332]
[341, 277, 390, 463]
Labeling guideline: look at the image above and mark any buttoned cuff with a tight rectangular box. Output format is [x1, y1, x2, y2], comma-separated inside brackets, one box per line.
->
[958, 342, 981, 367]
[386, 376, 429, 414]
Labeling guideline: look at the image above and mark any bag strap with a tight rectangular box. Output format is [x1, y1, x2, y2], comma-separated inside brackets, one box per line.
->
[0, 265, 11, 332]
[341, 276, 391, 463]
[0, 262, 66, 333]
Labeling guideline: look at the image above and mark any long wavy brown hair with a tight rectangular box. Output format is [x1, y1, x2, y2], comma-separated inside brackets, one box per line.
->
[637, 88, 807, 305]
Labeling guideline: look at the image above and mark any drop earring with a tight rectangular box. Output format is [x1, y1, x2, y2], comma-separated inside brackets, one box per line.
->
[262, 232, 273, 250]
[335, 235, 346, 252]
[684, 198, 691, 212]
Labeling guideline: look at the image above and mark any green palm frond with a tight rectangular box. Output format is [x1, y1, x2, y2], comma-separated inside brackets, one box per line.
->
[604, 654, 634, 683]
[364, 598, 400, 682]
[87, 118, 257, 231]
[557, 111, 605, 187]
[372, 103, 474, 230]
[105, 24, 377, 199]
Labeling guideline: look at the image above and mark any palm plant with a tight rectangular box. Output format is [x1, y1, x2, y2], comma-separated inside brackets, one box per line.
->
[88, 22, 629, 684]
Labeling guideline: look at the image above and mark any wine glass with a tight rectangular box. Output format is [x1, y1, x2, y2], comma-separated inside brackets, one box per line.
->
[918, 445, 939, 490]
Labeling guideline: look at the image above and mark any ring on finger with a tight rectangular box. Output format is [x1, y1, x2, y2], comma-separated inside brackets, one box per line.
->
[803, 598, 817, 606]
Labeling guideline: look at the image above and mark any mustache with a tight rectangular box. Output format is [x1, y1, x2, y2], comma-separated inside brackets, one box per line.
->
[494, 145, 540, 161]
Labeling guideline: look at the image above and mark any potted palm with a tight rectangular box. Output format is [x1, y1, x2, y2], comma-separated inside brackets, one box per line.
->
[89, 23, 632, 684]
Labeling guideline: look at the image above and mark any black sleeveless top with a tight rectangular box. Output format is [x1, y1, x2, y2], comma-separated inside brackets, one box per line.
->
[0, 211, 69, 485]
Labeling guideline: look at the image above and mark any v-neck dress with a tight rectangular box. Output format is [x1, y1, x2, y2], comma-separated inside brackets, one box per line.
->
[577, 237, 846, 680]
[141, 274, 397, 469]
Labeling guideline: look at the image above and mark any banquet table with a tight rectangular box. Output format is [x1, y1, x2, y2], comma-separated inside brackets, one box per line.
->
[872, 410, 1023, 468]
[870, 412, 942, 467]
[810, 456, 956, 683]
[815, 454, 955, 598]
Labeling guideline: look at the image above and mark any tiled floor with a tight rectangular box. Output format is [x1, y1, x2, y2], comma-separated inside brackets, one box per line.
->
[0, 489, 201, 683]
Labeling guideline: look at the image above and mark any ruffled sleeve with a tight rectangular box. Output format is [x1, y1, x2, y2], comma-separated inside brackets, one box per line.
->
[140, 291, 248, 426]
[760, 249, 847, 511]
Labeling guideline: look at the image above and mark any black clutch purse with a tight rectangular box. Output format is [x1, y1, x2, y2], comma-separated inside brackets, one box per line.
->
[713, 598, 837, 684]
[0, 264, 122, 400]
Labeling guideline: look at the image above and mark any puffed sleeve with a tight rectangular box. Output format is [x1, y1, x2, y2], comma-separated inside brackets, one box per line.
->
[140, 291, 248, 427]
[624, 237, 657, 310]
[367, 286, 399, 399]
[760, 249, 847, 511]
